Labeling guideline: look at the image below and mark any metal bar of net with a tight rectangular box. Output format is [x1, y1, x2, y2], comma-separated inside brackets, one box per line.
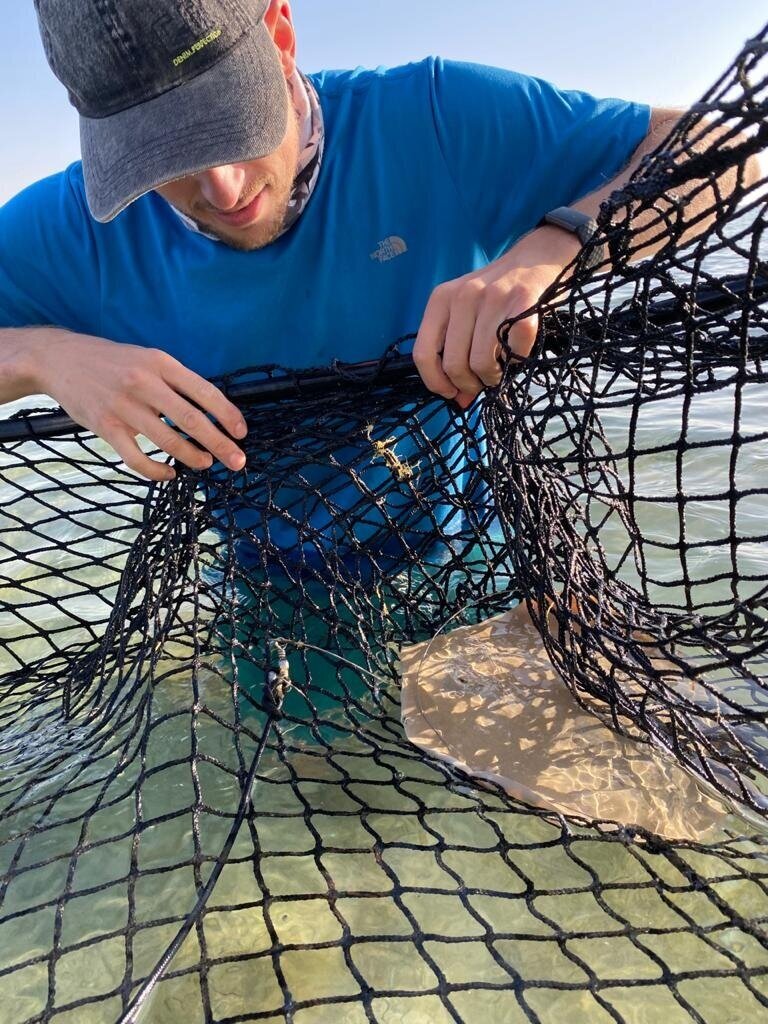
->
[0, 24, 767, 1024]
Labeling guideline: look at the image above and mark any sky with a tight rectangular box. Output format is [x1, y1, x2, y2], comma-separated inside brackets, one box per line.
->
[1, 1, 764, 204]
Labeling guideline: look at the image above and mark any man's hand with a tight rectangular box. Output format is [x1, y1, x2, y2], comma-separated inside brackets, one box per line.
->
[414, 225, 579, 407]
[413, 109, 698, 408]
[27, 330, 248, 481]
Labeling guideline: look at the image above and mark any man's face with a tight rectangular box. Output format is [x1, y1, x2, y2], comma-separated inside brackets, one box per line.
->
[155, 99, 301, 252]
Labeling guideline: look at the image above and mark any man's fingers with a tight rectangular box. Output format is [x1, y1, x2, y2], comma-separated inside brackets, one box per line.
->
[504, 312, 540, 361]
[128, 406, 222, 473]
[145, 385, 247, 471]
[106, 428, 176, 482]
[162, 358, 247, 440]
[442, 291, 485, 396]
[413, 287, 458, 399]
[470, 303, 537, 385]
[469, 308, 509, 388]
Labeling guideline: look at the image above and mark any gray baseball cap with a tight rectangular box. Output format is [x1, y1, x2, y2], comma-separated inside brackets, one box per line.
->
[34, 0, 289, 223]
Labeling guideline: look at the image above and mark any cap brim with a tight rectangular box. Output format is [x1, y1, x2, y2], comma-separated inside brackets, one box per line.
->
[80, 22, 289, 223]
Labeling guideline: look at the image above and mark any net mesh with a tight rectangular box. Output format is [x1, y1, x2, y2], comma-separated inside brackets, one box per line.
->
[1, 24, 768, 1024]
[486, 25, 768, 816]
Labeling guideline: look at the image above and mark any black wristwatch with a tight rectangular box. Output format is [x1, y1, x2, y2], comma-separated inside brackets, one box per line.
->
[539, 206, 606, 270]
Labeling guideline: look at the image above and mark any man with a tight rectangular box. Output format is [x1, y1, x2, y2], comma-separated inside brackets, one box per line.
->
[0, 0, 681, 482]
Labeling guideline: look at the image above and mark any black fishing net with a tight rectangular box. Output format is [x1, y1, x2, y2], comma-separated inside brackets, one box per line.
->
[1, 24, 768, 1024]
[487, 26, 768, 818]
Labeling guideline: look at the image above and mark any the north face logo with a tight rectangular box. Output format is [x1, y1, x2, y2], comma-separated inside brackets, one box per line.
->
[370, 236, 408, 263]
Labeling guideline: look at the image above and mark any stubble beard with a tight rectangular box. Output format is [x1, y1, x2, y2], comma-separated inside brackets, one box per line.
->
[187, 175, 295, 252]
[186, 107, 301, 253]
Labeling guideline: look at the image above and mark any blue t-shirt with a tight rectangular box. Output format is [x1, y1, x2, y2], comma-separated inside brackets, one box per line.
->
[0, 58, 649, 377]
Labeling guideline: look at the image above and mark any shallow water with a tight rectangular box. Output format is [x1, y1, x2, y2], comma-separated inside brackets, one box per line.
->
[1, 244, 768, 1023]
[400, 603, 752, 841]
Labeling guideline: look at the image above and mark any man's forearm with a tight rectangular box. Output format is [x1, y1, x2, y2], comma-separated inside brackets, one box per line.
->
[570, 109, 762, 261]
[0, 326, 66, 404]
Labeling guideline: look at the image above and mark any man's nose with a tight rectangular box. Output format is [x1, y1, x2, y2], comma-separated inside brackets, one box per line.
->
[197, 166, 247, 211]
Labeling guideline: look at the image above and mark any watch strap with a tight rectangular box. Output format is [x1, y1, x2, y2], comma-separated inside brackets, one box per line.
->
[540, 206, 605, 269]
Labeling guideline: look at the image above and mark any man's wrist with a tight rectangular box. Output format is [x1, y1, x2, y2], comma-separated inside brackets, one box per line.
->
[538, 207, 606, 270]
[519, 224, 582, 266]
[0, 326, 72, 401]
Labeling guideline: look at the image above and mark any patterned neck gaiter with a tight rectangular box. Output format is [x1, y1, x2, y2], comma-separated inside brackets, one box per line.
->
[169, 69, 325, 242]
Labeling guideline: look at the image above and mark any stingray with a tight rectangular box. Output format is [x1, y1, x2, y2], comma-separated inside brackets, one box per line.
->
[400, 603, 735, 841]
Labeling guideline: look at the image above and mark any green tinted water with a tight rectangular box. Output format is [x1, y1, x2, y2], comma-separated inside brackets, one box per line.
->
[1, 412, 766, 1024]
[1, 248, 768, 1021]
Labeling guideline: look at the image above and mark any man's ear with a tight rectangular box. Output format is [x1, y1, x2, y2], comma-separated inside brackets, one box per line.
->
[264, 1, 297, 78]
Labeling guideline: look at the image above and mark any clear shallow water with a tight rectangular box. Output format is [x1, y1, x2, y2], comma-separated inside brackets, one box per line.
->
[0, 245, 767, 1023]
